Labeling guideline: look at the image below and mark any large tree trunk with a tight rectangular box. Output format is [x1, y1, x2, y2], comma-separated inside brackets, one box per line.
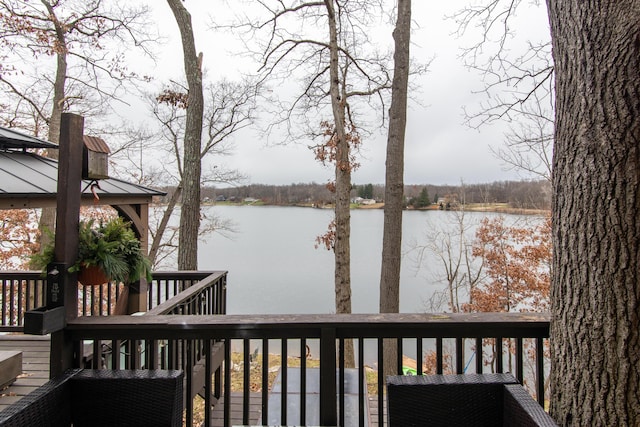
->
[167, 0, 204, 271]
[547, 1, 640, 425]
[380, 0, 411, 376]
[324, 0, 354, 367]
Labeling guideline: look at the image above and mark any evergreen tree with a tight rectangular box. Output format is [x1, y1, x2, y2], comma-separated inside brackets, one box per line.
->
[417, 187, 430, 207]
[357, 183, 374, 199]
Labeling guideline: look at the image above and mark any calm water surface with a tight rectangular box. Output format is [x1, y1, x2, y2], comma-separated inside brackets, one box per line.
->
[196, 205, 534, 315]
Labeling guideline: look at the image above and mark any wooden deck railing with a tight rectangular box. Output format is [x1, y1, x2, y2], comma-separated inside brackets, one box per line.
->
[0, 271, 45, 331]
[67, 312, 550, 427]
[0, 270, 226, 331]
[4, 270, 549, 426]
[77, 271, 228, 426]
[146, 271, 227, 316]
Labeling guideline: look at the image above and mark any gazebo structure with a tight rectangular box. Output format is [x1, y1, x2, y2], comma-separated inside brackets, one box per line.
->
[0, 121, 165, 314]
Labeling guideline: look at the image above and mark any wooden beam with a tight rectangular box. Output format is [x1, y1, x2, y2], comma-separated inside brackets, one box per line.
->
[114, 203, 150, 314]
[54, 113, 83, 319]
[50, 113, 84, 378]
[0, 193, 153, 210]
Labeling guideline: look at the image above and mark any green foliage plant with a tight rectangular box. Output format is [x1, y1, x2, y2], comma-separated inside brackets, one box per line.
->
[31, 217, 152, 284]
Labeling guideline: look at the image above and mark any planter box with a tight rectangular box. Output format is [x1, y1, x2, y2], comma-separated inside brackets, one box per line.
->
[386, 373, 557, 427]
[23, 306, 65, 335]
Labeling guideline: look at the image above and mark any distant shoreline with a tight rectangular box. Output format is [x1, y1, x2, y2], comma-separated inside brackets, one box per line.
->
[198, 200, 550, 216]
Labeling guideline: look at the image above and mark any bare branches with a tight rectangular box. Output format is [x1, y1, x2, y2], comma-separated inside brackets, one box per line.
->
[0, 0, 158, 132]
[453, 0, 552, 113]
[454, 0, 522, 64]
[453, 0, 553, 180]
[0, 75, 50, 126]
[108, 74, 257, 268]
[411, 209, 485, 313]
[215, 0, 397, 141]
[491, 95, 553, 182]
[127, 77, 259, 189]
[201, 78, 261, 158]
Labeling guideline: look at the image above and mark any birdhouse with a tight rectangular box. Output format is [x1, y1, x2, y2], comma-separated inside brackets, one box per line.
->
[82, 135, 110, 180]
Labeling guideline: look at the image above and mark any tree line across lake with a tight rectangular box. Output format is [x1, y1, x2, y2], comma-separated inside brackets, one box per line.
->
[155, 179, 551, 211]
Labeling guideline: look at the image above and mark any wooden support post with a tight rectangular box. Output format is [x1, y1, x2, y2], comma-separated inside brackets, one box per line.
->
[50, 113, 84, 378]
[115, 203, 149, 313]
[319, 327, 337, 426]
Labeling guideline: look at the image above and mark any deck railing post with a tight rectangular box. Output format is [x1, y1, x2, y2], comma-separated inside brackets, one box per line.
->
[49, 113, 84, 378]
[320, 327, 337, 426]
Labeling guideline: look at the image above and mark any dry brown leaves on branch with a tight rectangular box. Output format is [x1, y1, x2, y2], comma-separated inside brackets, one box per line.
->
[315, 219, 336, 251]
[312, 121, 361, 171]
[157, 89, 189, 109]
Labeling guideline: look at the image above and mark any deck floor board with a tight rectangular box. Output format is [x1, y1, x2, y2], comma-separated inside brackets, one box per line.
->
[0, 334, 50, 412]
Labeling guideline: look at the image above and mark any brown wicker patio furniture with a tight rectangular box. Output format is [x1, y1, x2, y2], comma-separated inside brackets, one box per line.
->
[0, 369, 183, 427]
[386, 373, 557, 427]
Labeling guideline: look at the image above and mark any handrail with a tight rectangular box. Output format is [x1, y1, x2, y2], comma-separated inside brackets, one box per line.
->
[0, 271, 44, 279]
[67, 312, 549, 339]
[147, 271, 221, 310]
[141, 271, 226, 425]
[67, 312, 550, 427]
[0, 270, 225, 330]
[146, 271, 227, 316]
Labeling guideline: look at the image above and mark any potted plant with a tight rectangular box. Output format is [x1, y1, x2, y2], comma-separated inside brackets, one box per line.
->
[31, 216, 152, 286]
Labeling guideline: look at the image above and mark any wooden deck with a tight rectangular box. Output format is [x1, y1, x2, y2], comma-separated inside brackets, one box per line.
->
[0, 334, 50, 411]
[0, 334, 384, 426]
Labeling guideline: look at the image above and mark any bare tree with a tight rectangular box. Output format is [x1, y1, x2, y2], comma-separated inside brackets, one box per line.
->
[113, 77, 256, 268]
[379, 0, 411, 377]
[324, 1, 356, 366]
[0, 0, 154, 139]
[458, 2, 640, 421]
[166, 0, 204, 271]
[413, 209, 484, 313]
[223, 0, 395, 364]
[0, 0, 155, 248]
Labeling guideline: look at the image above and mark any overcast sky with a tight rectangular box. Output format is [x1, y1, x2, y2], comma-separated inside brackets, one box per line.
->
[136, 1, 551, 187]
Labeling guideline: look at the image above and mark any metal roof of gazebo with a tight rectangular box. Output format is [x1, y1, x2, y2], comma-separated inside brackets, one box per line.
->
[0, 126, 58, 151]
[0, 125, 165, 210]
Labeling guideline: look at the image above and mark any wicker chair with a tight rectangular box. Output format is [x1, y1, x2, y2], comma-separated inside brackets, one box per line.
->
[0, 369, 184, 427]
[386, 373, 557, 427]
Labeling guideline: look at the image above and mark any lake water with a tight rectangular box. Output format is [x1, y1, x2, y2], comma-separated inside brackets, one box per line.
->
[196, 205, 537, 315]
